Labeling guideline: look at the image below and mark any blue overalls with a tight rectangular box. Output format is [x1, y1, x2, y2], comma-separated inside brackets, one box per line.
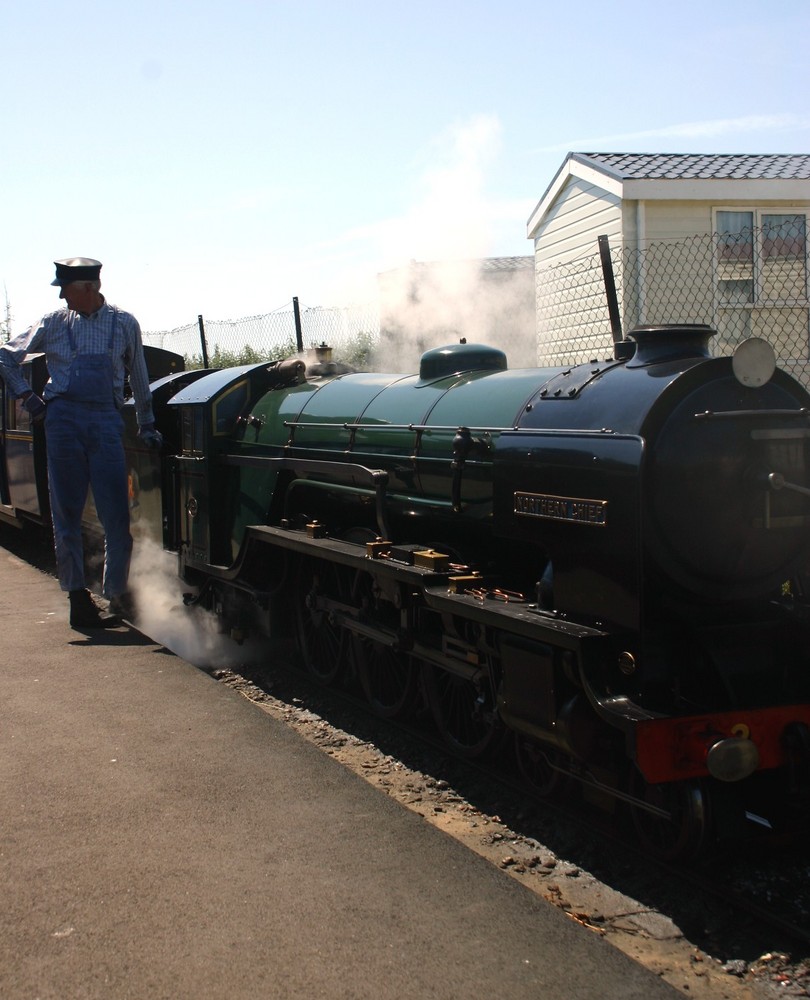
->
[45, 311, 132, 598]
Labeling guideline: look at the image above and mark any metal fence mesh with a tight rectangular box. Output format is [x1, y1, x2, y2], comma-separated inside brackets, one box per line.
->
[537, 219, 810, 385]
[143, 220, 809, 384]
[143, 301, 380, 368]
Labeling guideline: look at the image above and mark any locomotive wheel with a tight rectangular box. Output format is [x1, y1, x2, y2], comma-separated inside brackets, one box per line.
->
[422, 663, 503, 758]
[629, 771, 709, 861]
[348, 567, 418, 719]
[515, 736, 563, 797]
[354, 637, 418, 720]
[295, 558, 351, 684]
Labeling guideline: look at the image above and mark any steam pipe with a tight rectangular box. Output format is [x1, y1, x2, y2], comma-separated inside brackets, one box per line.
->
[197, 314, 209, 368]
[598, 235, 623, 344]
[293, 297, 304, 354]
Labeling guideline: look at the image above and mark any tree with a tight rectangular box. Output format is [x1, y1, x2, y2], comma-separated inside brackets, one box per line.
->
[335, 330, 378, 371]
[0, 286, 11, 342]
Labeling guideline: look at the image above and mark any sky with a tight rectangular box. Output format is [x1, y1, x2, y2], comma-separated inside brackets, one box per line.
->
[2, 0, 809, 336]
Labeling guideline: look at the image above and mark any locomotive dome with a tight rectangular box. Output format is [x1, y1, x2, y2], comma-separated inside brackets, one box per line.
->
[419, 342, 507, 381]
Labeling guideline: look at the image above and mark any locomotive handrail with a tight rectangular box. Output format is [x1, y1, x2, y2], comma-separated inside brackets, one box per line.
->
[221, 453, 387, 480]
[768, 472, 810, 498]
[694, 408, 810, 420]
[282, 420, 519, 433]
[220, 453, 391, 538]
[281, 421, 629, 436]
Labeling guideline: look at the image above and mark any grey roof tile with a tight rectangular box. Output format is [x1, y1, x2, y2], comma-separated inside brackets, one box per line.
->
[480, 256, 534, 270]
[383, 257, 533, 276]
[575, 152, 810, 180]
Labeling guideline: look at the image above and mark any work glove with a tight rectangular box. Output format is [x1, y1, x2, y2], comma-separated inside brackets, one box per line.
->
[22, 392, 46, 423]
[138, 423, 164, 449]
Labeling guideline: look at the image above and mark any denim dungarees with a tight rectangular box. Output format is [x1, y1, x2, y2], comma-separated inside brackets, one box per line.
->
[45, 308, 133, 597]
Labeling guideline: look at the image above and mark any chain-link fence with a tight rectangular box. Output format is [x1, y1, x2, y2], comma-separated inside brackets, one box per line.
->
[143, 220, 809, 384]
[142, 257, 536, 374]
[143, 300, 380, 369]
[537, 218, 810, 385]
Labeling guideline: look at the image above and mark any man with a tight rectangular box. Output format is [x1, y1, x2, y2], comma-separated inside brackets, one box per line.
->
[0, 258, 161, 628]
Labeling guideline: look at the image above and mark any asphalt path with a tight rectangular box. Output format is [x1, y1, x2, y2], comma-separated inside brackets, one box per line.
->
[0, 543, 682, 999]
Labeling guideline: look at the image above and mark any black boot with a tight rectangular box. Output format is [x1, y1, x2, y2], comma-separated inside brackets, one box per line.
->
[108, 592, 137, 622]
[68, 589, 121, 629]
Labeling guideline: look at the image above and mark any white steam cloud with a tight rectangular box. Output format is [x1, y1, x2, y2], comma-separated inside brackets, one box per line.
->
[343, 115, 537, 373]
[128, 532, 272, 670]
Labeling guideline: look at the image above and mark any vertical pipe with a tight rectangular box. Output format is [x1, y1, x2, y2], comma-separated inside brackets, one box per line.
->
[635, 202, 647, 326]
[292, 297, 304, 354]
[598, 235, 623, 343]
[197, 314, 209, 368]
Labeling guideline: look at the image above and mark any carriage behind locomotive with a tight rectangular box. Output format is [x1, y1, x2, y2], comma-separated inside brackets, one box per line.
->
[0, 346, 185, 532]
[2, 326, 810, 857]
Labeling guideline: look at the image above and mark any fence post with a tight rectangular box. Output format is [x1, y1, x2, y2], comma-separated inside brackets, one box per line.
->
[292, 297, 304, 354]
[197, 314, 209, 368]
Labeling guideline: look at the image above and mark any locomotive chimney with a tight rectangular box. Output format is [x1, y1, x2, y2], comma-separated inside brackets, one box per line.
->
[308, 342, 333, 364]
[625, 324, 714, 367]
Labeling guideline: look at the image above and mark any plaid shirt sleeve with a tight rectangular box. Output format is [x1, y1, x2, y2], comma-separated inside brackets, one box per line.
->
[120, 312, 155, 425]
[0, 315, 52, 397]
[0, 305, 155, 425]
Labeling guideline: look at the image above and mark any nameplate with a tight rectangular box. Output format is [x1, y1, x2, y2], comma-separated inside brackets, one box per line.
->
[514, 491, 607, 526]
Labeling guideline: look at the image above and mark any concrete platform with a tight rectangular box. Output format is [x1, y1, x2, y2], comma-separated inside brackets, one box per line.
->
[0, 541, 681, 999]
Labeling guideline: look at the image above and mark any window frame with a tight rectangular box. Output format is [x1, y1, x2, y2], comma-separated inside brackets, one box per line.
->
[712, 207, 810, 308]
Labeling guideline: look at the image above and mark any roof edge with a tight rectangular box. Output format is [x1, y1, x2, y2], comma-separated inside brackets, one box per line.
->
[527, 153, 625, 237]
[528, 152, 810, 238]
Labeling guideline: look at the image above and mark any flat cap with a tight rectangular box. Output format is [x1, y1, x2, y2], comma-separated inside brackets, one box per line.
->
[51, 257, 102, 285]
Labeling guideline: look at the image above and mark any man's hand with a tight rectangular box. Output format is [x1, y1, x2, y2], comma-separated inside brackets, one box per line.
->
[138, 422, 163, 449]
[22, 392, 46, 423]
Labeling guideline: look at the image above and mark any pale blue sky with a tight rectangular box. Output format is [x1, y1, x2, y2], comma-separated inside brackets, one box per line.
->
[2, 0, 809, 333]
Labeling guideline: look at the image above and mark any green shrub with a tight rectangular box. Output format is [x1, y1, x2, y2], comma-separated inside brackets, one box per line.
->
[185, 339, 298, 370]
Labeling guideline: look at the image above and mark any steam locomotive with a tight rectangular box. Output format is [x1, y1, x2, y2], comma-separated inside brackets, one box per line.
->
[4, 328, 810, 857]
